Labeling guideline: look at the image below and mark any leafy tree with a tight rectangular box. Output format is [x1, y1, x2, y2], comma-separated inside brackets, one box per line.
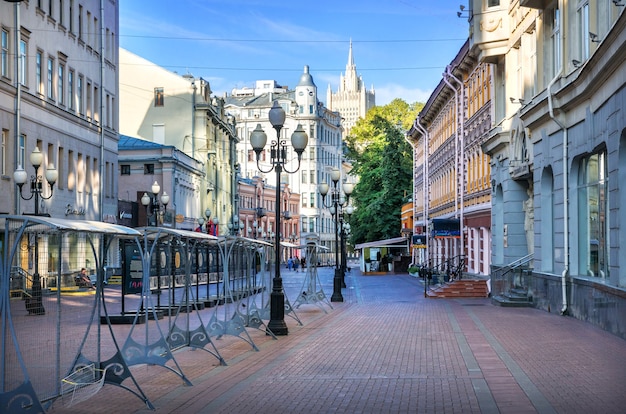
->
[345, 99, 423, 246]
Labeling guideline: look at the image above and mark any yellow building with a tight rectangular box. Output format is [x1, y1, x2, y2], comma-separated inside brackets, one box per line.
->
[407, 41, 493, 276]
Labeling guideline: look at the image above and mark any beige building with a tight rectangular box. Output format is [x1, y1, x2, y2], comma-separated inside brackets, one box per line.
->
[119, 48, 237, 230]
[326, 41, 375, 136]
[407, 40, 493, 277]
[1, 1, 119, 221]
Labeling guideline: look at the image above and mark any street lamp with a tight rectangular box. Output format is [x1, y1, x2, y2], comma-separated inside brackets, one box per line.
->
[141, 180, 169, 226]
[249, 100, 308, 336]
[199, 208, 219, 235]
[319, 168, 353, 302]
[13, 146, 58, 315]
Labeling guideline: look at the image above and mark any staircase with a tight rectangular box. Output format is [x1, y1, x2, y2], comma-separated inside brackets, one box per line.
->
[426, 279, 489, 298]
[490, 255, 534, 308]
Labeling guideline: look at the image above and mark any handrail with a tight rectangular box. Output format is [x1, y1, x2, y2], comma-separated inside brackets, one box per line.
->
[500, 253, 534, 277]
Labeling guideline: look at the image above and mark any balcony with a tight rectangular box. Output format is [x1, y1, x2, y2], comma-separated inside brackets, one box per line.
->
[469, 6, 509, 63]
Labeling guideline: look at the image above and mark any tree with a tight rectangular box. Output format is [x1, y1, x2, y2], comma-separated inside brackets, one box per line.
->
[345, 99, 423, 246]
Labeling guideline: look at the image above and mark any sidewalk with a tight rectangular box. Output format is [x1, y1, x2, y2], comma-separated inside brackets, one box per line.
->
[48, 264, 626, 413]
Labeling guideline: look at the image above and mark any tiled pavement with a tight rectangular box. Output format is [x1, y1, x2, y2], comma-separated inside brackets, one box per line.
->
[48, 263, 626, 413]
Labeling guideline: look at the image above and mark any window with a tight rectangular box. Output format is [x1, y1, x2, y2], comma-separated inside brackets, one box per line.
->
[36, 51, 43, 94]
[19, 39, 26, 85]
[154, 87, 164, 106]
[18, 134, 25, 168]
[578, 151, 607, 278]
[59, 0, 64, 26]
[551, 6, 561, 76]
[1, 29, 8, 78]
[78, 5, 83, 40]
[309, 192, 315, 208]
[1, 129, 6, 176]
[77, 75, 83, 114]
[578, 1, 590, 61]
[144, 163, 154, 174]
[69, 0, 74, 33]
[68, 70, 74, 110]
[58, 64, 64, 105]
[302, 193, 308, 208]
[121, 164, 130, 175]
[310, 170, 315, 184]
[301, 170, 307, 184]
[487, 0, 500, 6]
[47, 57, 54, 100]
[86, 81, 92, 119]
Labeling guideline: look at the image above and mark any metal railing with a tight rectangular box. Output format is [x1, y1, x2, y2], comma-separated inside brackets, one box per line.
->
[491, 253, 534, 297]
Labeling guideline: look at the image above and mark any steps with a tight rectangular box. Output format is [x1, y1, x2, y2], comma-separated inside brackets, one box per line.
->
[491, 288, 533, 307]
[426, 279, 489, 298]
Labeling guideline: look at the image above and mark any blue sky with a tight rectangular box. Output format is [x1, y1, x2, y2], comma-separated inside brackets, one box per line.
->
[119, 1, 470, 106]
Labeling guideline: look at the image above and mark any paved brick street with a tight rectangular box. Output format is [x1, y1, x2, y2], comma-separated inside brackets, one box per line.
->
[47, 263, 626, 414]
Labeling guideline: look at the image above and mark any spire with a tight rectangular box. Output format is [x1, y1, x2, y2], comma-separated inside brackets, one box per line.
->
[347, 38, 354, 68]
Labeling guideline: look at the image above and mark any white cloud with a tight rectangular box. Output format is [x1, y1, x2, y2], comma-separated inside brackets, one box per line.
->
[374, 84, 432, 106]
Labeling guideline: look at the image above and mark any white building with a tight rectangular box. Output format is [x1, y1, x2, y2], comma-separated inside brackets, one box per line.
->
[326, 41, 376, 136]
[0, 1, 119, 222]
[225, 66, 344, 261]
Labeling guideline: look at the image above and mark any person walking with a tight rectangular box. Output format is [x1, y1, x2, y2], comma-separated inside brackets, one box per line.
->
[287, 257, 293, 271]
[294, 257, 300, 273]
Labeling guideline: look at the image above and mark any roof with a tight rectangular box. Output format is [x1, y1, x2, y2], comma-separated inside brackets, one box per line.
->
[119, 135, 170, 150]
[354, 236, 408, 250]
[0, 215, 142, 236]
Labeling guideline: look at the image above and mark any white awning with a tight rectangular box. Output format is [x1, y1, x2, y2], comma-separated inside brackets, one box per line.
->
[354, 236, 408, 250]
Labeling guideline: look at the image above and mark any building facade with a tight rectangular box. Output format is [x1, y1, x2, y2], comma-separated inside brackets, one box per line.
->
[471, 0, 626, 338]
[407, 41, 493, 277]
[1, 1, 119, 221]
[326, 41, 376, 136]
[117, 135, 205, 230]
[225, 66, 344, 263]
[119, 48, 237, 231]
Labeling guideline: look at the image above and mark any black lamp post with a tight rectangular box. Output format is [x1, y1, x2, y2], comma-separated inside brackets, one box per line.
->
[141, 181, 169, 227]
[14, 146, 58, 315]
[249, 100, 308, 336]
[319, 168, 353, 302]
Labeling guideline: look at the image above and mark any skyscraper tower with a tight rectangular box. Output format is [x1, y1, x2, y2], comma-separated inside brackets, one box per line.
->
[326, 40, 376, 136]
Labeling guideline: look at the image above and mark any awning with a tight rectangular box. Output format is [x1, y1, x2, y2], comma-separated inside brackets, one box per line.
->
[354, 236, 407, 250]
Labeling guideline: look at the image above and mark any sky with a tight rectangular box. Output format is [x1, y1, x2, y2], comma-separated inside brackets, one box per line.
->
[119, 1, 470, 106]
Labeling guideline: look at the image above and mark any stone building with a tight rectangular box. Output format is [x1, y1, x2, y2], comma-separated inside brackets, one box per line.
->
[470, 0, 626, 338]
[407, 41, 493, 277]
[326, 40, 376, 136]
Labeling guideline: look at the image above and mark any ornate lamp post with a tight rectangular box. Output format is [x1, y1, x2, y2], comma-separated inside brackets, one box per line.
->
[319, 168, 353, 302]
[14, 146, 58, 315]
[249, 100, 308, 336]
[199, 208, 219, 235]
[141, 181, 169, 227]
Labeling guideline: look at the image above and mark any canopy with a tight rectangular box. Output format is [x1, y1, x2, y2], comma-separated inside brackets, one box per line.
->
[354, 236, 408, 250]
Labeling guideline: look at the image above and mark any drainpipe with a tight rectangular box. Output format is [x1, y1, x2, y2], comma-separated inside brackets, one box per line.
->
[12, 2, 21, 214]
[548, 0, 568, 316]
[413, 119, 430, 267]
[99, 0, 105, 221]
[443, 65, 465, 267]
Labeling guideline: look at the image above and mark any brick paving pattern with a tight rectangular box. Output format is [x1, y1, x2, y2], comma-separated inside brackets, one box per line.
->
[46, 264, 626, 413]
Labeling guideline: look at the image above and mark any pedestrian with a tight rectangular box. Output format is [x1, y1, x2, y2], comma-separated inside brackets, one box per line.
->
[294, 258, 299, 272]
[301, 257, 306, 269]
[75, 268, 95, 289]
[287, 257, 293, 271]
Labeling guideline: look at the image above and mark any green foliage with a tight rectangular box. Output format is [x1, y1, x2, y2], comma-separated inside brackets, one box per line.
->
[346, 99, 422, 246]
